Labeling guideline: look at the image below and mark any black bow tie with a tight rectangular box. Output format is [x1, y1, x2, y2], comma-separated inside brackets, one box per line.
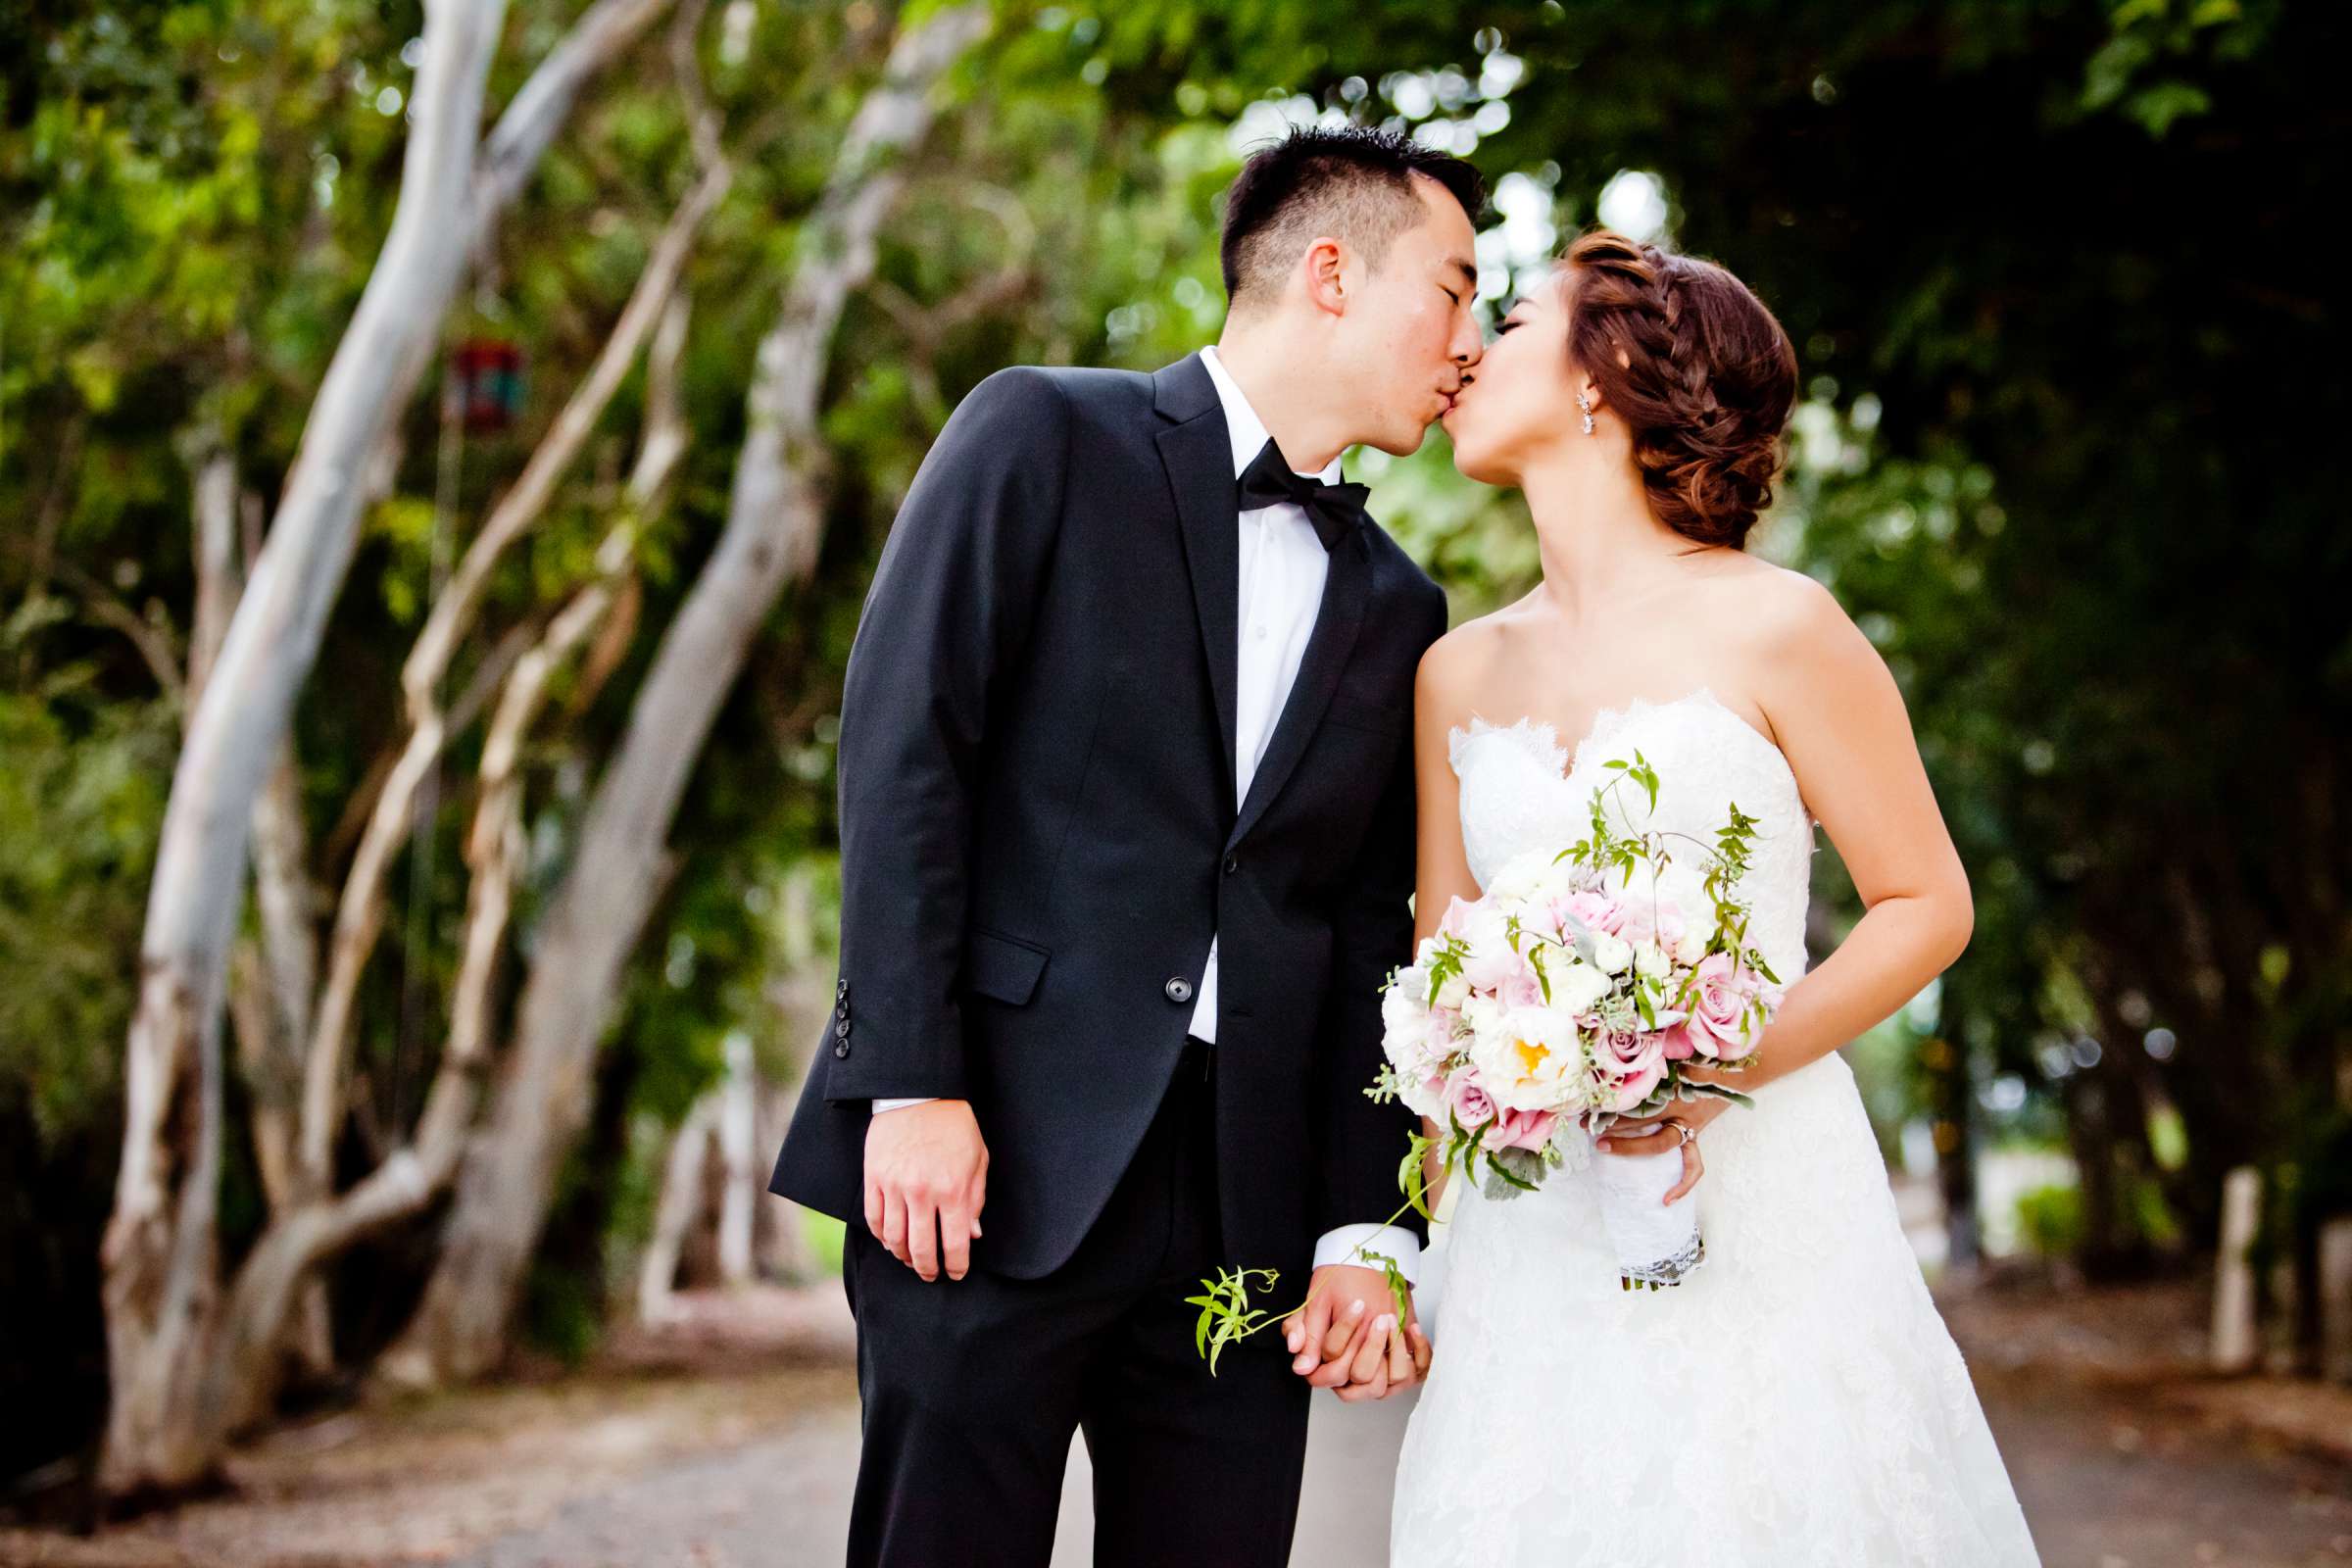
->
[1236, 438, 1369, 552]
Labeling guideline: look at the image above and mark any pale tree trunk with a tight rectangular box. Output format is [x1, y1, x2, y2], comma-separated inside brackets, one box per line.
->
[193, 435, 337, 1382]
[638, 1095, 720, 1325]
[384, 3, 993, 1387]
[716, 1030, 758, 1287]
[299, 152, 728, 1206]
[760, 860, 830, 1282]
[97, 0, 678, 1499]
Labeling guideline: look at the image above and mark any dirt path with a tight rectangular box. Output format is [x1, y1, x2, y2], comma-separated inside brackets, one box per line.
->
[8, 1281, 2348, 1568]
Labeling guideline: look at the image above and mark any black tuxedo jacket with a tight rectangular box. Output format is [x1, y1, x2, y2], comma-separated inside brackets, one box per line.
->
[770, 351, 1446, 1285]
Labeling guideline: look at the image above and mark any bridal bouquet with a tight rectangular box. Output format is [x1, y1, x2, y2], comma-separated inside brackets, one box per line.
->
[1374, 749, 1784, 1289]
[1190, 751, 1783, 1370]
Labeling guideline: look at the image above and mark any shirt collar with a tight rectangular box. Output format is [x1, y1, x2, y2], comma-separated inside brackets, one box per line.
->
[1198, 344, 1347, 486]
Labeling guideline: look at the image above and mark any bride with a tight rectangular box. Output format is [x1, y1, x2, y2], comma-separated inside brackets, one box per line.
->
[1385, 228, 2040, 1566]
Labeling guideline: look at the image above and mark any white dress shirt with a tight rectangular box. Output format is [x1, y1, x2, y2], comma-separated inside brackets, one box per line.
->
[877, 345, 1419, 1288]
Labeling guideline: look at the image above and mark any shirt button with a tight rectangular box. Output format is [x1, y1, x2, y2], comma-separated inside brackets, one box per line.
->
[1164, 976, 1194, 1004]
[1253, 624, 1269, 640]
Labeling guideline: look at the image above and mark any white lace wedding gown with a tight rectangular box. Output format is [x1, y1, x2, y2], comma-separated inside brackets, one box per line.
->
[1389, 688, 2039, 1567]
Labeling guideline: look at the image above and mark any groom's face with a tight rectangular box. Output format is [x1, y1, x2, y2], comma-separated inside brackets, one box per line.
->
[1334, 175, 1484, 456]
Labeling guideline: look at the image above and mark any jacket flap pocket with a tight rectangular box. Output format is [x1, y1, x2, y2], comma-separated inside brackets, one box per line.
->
[1326, 694, 1406, 736]
[962, 928, 1050, 1005]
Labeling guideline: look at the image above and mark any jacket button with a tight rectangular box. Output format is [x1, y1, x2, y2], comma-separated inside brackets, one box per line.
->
[834, 1018, 853, 1039]
[1223, 855, 1239, 875]
[837, 978, 851, 997]
[1164, 976, 1194, 1004]
[833, 1040, 851, 1058]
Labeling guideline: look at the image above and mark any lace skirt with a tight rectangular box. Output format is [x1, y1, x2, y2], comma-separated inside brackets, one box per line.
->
[1389, 1053, 2041, 1567]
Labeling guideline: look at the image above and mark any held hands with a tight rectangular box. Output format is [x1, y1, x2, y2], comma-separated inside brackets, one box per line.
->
[863, 1099, 988, 1281]
[1282, 1263, 1431, 1402]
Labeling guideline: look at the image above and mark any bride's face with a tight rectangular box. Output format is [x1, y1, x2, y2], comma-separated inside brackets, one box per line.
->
[1440, 270, 1586, 487]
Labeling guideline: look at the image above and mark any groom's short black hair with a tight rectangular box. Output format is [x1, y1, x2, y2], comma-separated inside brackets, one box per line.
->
[1219, 125, 1487, 311]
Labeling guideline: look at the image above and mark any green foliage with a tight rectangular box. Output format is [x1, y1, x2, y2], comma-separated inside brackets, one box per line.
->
[2014, 1182, 2086, 1257]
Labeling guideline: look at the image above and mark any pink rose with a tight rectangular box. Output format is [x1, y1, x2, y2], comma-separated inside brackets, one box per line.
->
[1687, 952, 1753, 1058]
[1658, 1019, 1700, 1061]
[1595, 1026, 1664, 1108]
[1608, 1058, 1667, 1113]
[1445, 1066, 1497, 1129]
[1497, 965, 1546, 1010]
[1560, 890, 1627, 938]
[1485, 1104, 1559, 1152]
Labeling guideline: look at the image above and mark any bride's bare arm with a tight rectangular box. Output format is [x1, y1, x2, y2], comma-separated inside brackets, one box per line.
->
[1411, 631, 1485, 1205]
[1720, 574, 1975, 1090]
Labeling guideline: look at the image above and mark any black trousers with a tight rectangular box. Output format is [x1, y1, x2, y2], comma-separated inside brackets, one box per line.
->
[841, 1040, 1311, 1567]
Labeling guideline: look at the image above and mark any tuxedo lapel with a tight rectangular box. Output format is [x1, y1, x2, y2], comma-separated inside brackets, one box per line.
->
[1228, 527, 1372, 851]
[1152, 355, 1241, 819]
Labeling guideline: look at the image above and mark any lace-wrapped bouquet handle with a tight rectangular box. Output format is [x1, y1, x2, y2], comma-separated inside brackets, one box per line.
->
[1375, 749, 1786, 1289]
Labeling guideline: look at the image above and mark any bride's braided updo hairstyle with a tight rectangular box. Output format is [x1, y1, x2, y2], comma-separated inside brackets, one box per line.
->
[1559, 228, 1798, 549]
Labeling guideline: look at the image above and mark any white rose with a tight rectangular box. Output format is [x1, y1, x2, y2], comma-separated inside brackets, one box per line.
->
[1634, 939, 1670, 979]
[1551, 960, 1611, 1015]
[1434, 970, 1471, 1011]
[1591, 932, 1633, 975]
[1674, 927, 1711, 966]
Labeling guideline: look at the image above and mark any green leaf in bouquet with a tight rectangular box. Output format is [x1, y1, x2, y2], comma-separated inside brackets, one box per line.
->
[1481, 1144, 1544, 1199]
[1186, 1264, 1283, 1375]
[1397, 1130, 1438, 1222]
[1677, 1079, 1756, 1110]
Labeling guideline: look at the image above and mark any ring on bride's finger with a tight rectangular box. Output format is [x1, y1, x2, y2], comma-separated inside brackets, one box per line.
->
[1668, 1119, 1694, 1147]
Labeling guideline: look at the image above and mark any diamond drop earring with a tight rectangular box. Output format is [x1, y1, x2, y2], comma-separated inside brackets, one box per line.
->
[1577, 390, 1595, 436]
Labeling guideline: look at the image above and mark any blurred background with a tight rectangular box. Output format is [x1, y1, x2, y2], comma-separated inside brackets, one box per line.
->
[1, 0, 2346, 1563]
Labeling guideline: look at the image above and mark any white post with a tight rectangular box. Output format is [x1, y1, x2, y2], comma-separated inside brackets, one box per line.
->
[2211, 1165, 2261, 1373]
[716, 1030, 758, 1288]
[2320, 1216, 2352, 1385]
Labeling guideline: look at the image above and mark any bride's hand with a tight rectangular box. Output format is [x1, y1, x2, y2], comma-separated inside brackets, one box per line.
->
[1593, 1095, 1732, 1204]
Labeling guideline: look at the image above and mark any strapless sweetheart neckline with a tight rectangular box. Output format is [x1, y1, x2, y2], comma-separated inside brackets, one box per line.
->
[1448, 684, 1813, 827]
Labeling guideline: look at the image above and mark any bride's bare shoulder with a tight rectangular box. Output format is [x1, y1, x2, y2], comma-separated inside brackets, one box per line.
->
[1725, 560, 1892, 730]
[1415, 596, 1538, 711]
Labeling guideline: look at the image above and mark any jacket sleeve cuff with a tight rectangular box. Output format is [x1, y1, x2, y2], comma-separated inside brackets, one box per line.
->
[1312, 1223, 1421, 1288]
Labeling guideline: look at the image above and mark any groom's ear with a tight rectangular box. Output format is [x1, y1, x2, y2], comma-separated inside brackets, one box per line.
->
[1301, 235, 1350, 316]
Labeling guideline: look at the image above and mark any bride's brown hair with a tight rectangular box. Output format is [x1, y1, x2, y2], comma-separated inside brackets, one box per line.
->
[1557, 228, 1799, 549]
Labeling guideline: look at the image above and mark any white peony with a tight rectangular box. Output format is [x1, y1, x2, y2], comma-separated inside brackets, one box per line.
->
[1633, 939, 1671, 979]
[1459, 992, 1505, 1041]
[1381, 971, 1430, 1040]
[1469, 1004, 1587, 1112]
[1591, 932, 1634, 975]
[1674, 926, 1711, 966]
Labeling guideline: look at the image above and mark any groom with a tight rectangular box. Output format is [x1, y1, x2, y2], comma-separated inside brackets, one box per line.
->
[771, 125, 1485, 1567]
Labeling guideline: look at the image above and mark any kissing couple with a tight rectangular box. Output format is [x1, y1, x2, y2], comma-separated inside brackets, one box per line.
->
[773, 124, 2039, 1568]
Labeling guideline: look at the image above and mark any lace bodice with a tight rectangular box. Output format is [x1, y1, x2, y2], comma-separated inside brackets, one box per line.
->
[1447, 686, 1820, 990]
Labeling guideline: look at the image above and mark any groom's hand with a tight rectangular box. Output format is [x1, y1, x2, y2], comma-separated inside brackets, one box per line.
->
[1282, 1265, 1431, 1398]
[863, 1099, 988, 1281]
